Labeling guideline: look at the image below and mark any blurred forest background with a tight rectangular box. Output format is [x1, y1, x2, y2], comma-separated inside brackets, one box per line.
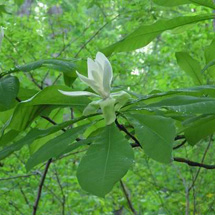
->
[0, 0, 215, 214]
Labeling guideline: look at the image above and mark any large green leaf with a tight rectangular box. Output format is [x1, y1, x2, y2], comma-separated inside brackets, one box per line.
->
[26, 124, 90, 171]
[184, 115, 215, 145]
[8, 85, 90, 131]
[153, 0, 215, 9]
[127, 86, 215, 112]
[0, 76, 19, 111]
[146, 95, 215, 114]
[205, 39, 215, 80]
[127, 114, 176, 163]
[3, 59, 88, 80]
[13, 59, 76, 77]
[102, 14, 214, 56]
[175, 52, 203, 85]
[77, 124, 134, 197]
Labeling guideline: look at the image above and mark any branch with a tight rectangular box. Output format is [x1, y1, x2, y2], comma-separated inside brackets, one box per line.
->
[115, 118, 142, 148]
[32, 158, 52, 215]
[120, 180, 137, 215]
[115, 118, 215, 170]
[189, 136, 213, 191]
[173, 140, 187, 150]
[0, 173, 38, 181]
[74, 15, 119, 58]
[54, 166, 66, 215]
[173, 157, 215, 169]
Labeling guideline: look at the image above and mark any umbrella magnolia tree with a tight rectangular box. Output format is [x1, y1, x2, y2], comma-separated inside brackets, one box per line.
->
[1, 0, 215, 214]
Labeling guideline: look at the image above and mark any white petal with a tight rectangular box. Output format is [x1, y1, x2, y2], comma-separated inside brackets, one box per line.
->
[95, 52, 111, 71]
[76, 71, 95, 87]
[76, 71, 101, 95]
[102, 60, 113, 95]
[58, 90, 98, 97]
[87, 58, 99, 79]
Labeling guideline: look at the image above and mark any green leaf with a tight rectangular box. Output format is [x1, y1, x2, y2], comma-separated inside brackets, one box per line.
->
[77, 124, 134, 197]
[4, 59, 86, 80]
[0, 115, 94, 160]
[26, 124, 90, 171]
[102, 14, 215, 56]
[0, 76, 19, 111]
[127, 114, 176, 163]
[184, 115, 215, 145]
[146, 95, 215, 115]
[153, 0, 215, 9]
[8, 85, 90, 131]
[0, 130, 19, 147]
[175, 52, 203, 85]
[205, 39, 215, 80]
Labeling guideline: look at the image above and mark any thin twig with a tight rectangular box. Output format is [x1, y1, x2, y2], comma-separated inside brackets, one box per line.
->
[0, 173, 38, 181]
[174, 157, 215, 169]
[120, 180, 137, 215]
[32, 158, 52, 215]
[115, 118, 141, 148]
[188, 136, 213, 191]
[173, 140, 187, 150]
[74, 15, 119, 58]
[54, 167, 66, 215]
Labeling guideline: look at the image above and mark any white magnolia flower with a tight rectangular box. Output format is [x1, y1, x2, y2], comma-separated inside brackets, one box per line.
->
[59, 52, 130, 125]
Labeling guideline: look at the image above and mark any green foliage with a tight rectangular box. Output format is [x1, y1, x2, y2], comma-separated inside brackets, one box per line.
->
[0, 0, 215, 214]
[102, 14, 214, 56]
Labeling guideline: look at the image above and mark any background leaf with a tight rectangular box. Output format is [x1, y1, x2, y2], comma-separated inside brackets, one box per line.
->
[175, 52, 203, 85]
[102, 14, 214, 56]
[205, 39, 215, 81]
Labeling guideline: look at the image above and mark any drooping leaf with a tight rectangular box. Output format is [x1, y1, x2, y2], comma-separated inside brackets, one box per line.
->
[26, 124, 90, 171]
[102, 14, 215, 56]
[127, 114, 176, 163]
[184, 115, 215, 145]
[0, 76, 19, 111]
[175, 52, 203, 85]
[77, 124, 134, 197]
